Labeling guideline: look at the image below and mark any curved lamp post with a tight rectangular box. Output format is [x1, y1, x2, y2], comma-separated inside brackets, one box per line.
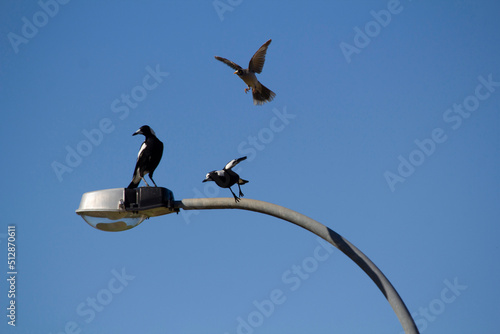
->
[76, 187, 419, 334]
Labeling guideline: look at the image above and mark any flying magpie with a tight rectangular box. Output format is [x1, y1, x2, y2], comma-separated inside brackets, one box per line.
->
[127, 125, 164, 189]
[215, 39, 276, 105]
[203, 156, 249, 202]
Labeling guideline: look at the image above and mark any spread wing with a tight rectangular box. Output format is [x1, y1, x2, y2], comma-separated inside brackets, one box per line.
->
[224, 156, 247, 170]
[214, 56, 242, 71]
[248, 39, 271, 74]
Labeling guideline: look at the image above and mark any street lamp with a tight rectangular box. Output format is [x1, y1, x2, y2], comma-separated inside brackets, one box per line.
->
[76, 187, 419, 334]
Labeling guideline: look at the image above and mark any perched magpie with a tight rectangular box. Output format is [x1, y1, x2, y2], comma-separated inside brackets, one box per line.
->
[127, 125, 164, 189]
[203, 156, 249, 202]
[215, 39, 276, 105]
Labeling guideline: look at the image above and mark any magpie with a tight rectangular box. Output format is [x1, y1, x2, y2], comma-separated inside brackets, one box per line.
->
[127, 125, 164, 189]
[215, 39, 276, 105]
[203, 156, 249, 202]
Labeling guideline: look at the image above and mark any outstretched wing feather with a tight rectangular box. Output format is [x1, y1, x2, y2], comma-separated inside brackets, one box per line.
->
[224, 156, 247, 170]
[215, 56, 242, 71]
[248, 39, 271, 73]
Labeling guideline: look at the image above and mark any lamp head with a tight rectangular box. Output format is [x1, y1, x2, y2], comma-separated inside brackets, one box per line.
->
[76, 187, 177, 232]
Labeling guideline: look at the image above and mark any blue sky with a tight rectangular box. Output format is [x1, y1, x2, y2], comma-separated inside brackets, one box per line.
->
[1, 0, 499, 333]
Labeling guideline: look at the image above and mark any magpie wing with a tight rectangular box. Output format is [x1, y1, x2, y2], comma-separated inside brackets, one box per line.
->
[224, 156, 247, 170]
[133, 139, 163, 175]
[248, 39, 271, 74]
[214, 56, 242, 71]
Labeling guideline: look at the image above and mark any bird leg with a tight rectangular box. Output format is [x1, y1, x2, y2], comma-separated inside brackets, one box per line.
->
[149, 176, 158, 187]
[141, 177, 151, 187]
[229, 188, 240, 203]
[244, 87, 251, 94]
[237, 184, 244, 198]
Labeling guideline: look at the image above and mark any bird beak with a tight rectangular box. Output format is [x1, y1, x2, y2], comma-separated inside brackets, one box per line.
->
[233, 71, 238, 74]
[202, 178, 209, 183]
[132, 129, 142, 136]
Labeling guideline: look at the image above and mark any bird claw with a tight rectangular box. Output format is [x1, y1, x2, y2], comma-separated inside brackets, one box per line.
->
[244, 87, 251, 94]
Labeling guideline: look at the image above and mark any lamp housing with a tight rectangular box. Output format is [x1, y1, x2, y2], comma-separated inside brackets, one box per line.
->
[76, 187, 177, 231]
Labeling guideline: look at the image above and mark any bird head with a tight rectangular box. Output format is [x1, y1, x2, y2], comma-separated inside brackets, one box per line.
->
[202, 172, 215, 183]
[234, 69, 243, 76]
[133, 125, 155, 137]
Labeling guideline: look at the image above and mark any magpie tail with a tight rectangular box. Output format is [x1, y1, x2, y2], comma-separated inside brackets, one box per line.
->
[238, 179, 249, 185]
[253, 83, 276, 105]
[127, 180, 139, 189]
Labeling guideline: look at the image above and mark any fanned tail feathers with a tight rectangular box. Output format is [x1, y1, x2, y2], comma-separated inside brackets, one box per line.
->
[252, 83, 276, 105]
